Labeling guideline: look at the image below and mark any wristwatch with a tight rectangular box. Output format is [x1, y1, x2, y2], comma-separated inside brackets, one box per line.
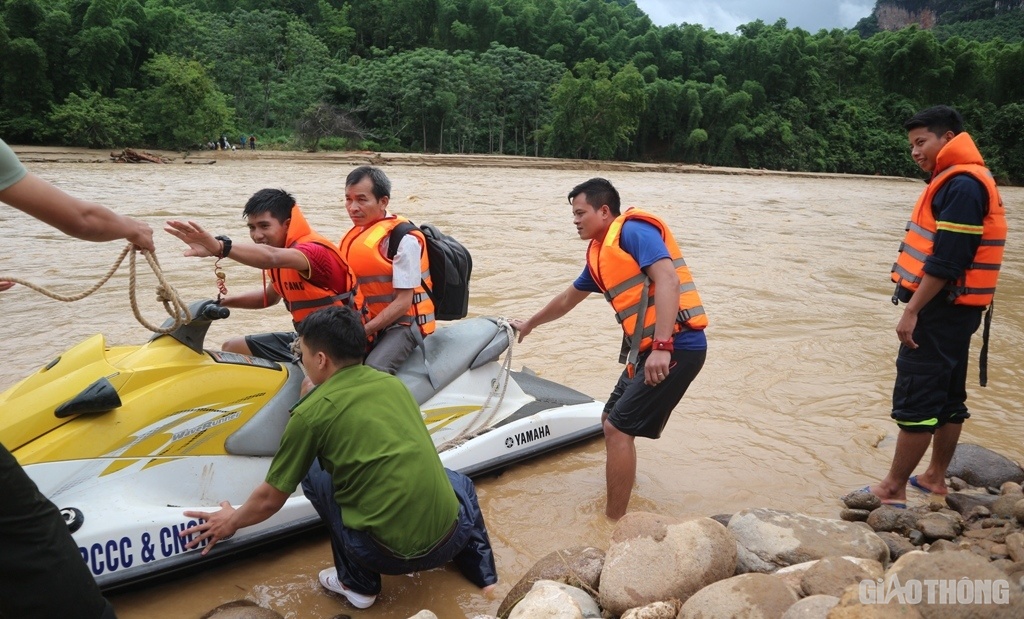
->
[215, 235, 232, 258]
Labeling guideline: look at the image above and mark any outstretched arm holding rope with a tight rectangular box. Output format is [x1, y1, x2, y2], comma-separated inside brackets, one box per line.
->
[0, 141, 154, 293]
[0, 140, 188, 333]
[0, 173, 153, 251]
[0, 138, 154, 618]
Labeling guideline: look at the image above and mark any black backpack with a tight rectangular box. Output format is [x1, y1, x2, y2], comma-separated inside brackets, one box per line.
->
[387, 221, 472, 321]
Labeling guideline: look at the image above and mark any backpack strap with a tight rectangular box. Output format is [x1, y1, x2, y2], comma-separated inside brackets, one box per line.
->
[388, 221, 437, 302]
[386, 221, 419, 260]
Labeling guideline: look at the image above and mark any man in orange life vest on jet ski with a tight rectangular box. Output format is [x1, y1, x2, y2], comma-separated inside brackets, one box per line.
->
[339, 166, 435, 373]
[867, 105, 1006, 507]
[166, 188, 356, 362]
[511, 177, 708, 520]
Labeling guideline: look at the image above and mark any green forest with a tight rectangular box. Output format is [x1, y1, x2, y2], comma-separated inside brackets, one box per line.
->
[2, 0, 1023, 182]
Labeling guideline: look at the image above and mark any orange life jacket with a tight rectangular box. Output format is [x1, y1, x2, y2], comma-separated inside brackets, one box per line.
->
[339, 215, 436, 336]
[268, 205, 356, 324]
[891, 132, 1007, 307]
[587, 208, 707, 369]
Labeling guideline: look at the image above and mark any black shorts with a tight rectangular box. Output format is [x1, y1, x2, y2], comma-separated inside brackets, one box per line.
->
[891, 299, 982, 433]
[604, 348, 706, 439]
[244, 331, 298, 362]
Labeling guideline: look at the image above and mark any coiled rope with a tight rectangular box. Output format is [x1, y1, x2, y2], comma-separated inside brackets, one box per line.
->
[436, 317, 516, 452]
[0, 242, 191, 333]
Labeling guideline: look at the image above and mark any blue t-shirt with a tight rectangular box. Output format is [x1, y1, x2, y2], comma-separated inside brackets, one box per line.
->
[575, 220, 707, 351]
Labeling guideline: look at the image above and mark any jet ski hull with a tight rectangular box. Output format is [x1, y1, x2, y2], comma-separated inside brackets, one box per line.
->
[1, 304, 604, 590]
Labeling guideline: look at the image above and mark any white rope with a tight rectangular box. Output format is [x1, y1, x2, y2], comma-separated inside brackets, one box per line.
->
[436, 317, 516, 452]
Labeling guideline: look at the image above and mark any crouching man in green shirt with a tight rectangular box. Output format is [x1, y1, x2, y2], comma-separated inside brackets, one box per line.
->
[180, 305, 497, 609]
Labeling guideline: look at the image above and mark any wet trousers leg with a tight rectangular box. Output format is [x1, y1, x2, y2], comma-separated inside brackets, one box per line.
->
[301, 459, 382, 595]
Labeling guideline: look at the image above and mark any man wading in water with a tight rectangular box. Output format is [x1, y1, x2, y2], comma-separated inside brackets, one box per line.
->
[512, 178, 708, 520]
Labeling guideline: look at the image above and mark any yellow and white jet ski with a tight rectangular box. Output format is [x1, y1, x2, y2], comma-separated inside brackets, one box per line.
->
[0, 300, 603, 590]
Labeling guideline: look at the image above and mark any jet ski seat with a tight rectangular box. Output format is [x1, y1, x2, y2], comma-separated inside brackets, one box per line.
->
[225, 318, 510, 456]
[224, 364, 304, 457]
[397, 317, 510, 405]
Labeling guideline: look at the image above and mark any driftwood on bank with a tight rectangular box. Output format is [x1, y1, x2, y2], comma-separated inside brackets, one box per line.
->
[110, 148, 171, 164]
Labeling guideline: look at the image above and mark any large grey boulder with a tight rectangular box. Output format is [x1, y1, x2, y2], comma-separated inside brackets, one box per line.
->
[945, 492, 999, 517]
[727, 508, 889, 573]
[507, 582, 584, 619]
[884, 550, 1024, 618]
[497, 546, 604, 618]
[598, 512, 736, 616]
[828, 582, 924, 618]
[527, 581, 600, 618]
[774, 557, 882, 593]
[947, 444, 1024, 489]
[801, 556, 875, 598]
[619, 600, 681, 619]
[677, 573, 799, 619]
[780, 595, 839, 619]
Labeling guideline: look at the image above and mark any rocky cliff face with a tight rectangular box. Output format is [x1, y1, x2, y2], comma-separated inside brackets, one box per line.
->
[876, 3, 936, 30]
[872, 0, 1024, 31]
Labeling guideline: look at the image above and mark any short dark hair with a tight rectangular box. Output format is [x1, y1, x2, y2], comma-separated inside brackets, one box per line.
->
[903, 105, 964, 137]
[296, 306, 366, 364]
[243, 188, 295, 223]
[346, 166, 391, 200]
[568, 178, 621, 216]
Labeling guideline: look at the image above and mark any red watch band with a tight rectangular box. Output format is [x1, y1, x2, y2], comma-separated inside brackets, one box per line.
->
[651, 338, 673, 351]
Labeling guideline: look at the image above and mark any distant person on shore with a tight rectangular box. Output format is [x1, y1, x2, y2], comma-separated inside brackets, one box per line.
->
[510, 177, 708, 520]
[165, 188, 356, 363]
[179, 306, 497, 610]
[867, 105, 1006, 507]
[1, 137, 154, 619]
[338, 166, 435, 373]
[249, 135, 256, 150]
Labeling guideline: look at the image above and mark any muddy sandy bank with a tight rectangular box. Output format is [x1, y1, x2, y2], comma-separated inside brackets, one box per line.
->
[9, 145, 917, 184]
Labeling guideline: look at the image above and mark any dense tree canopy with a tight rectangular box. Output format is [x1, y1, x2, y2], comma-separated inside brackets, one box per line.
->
[1, 0, 1023, 182]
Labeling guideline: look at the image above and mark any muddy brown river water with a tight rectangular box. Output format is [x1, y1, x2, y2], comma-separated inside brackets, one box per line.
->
[1, 153, 1021, 618]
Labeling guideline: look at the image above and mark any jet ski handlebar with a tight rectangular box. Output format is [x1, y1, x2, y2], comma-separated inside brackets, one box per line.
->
[201, 303, 231, 321]
[152, 299, 230, 354]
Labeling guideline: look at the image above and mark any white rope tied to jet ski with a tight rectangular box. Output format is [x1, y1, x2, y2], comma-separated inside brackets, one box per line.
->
[0, 242, 191, 333]
[436, 317, 516, 453]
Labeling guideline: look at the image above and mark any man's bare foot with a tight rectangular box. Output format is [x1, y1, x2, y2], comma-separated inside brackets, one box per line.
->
[481, 584, 497, 598]
[867, 484, 907, 506]
[909, 475, 948, 495]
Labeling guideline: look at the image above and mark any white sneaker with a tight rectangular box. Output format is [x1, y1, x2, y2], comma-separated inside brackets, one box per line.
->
[318, 567, 377, 609]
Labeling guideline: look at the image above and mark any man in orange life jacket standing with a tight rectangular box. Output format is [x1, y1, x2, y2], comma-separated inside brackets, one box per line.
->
[511, 178, 707, 520]
[868, 106, 1006, 507]
[166, 188, 355, 361]
[339, 166, 435, 373]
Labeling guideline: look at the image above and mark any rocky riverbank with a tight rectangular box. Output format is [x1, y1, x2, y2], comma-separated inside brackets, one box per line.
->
[197, 443, 1024, 618]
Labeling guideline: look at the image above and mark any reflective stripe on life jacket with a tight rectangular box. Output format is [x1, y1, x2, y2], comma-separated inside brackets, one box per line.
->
[587, 208, 707, 369]
[891, 132, 1007, 307]
[339, 215, 436, 335]
[269, 205, 357, 324]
